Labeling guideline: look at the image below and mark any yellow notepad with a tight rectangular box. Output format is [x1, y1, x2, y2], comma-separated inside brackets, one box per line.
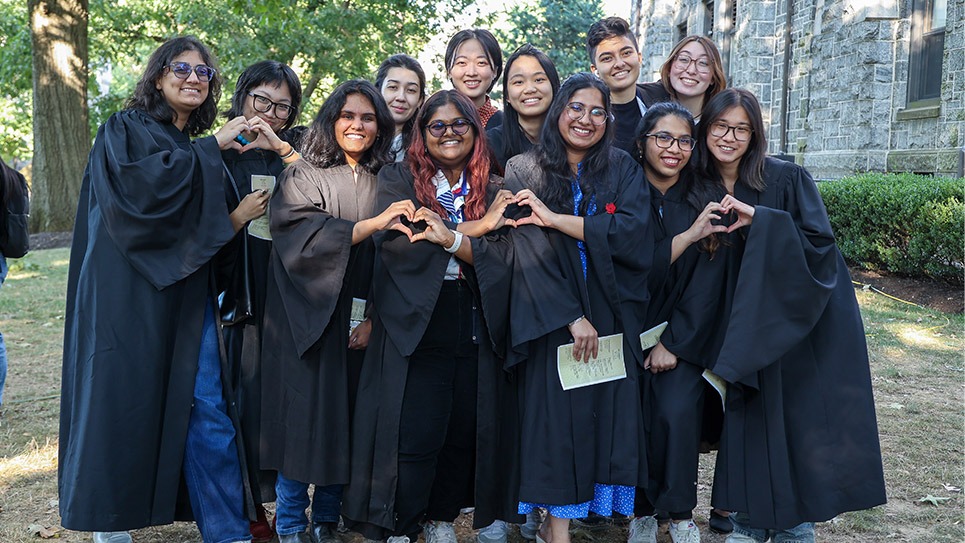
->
[557, 333, 626, 390]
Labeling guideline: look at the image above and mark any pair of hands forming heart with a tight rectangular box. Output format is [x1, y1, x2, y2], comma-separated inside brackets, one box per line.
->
[215, 115, 288, 155]
[685, 194, 756, 245]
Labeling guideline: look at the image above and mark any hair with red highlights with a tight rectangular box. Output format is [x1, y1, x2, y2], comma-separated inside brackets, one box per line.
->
[407, 90, 492, 221]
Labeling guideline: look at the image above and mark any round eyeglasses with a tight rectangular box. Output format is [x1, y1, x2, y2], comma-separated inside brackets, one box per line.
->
[709, 121, 753, 142]
[165, 62, 216, 82]
[248, 92, 295, 120]
[564, 102, 610, 126]
[645, 132, 696, 152]
[426, 118, 473, 137]
[673, 54, 712, 74]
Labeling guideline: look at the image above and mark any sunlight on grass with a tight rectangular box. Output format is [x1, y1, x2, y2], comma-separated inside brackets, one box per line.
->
[0, 438, 58, 487]
[896, 326, 954, 350]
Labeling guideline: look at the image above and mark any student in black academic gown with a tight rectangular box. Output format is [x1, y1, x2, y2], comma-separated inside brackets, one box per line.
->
[692, 88, 886, 542]
[343, 90, 522, 543]
[217, 59, 303, 542]
[637, 36, 727, 122]
[486, 44, 560, 171]
[501, 72, 652, 543]
[259, 80, 411, 543]
[626, 102, 732, 543]
[59, 36, 256, 543]
[375, 54, 427, 162]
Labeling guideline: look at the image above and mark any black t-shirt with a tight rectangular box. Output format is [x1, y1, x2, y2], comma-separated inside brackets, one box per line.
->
[612, 98, 643, 155]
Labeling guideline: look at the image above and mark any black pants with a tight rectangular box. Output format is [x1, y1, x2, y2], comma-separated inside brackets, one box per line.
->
[394, 280, 479, 539]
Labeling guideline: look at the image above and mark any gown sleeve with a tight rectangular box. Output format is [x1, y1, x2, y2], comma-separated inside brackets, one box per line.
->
[89, 110, 234, 290]
[269, 162, 355, 357]
[713, 160, 840, 386]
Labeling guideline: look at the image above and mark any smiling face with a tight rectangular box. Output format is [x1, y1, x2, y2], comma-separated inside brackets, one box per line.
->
[380, 67, 423, 131]
[425, 102, 476, 172]
[243, 81, 293, 133]
[706, 105, 751, 169]
[669, 41, 714, 100]
[447, 38, 496, 106]
[334, 93, 379, 167]
[642, 115, 693, 186]
[591, 35, 642, 98]
[558, 87, 607, 160]
[506, 54, 554, 121]
[156, 50, 209, 126]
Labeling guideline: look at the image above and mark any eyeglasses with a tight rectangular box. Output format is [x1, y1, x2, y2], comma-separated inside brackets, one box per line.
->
[673, 54, 712, 74]
[426, 118, 473, 137]
[645, 132, 696, 152]
[165, 62, 216, 82]
[709, 121, 753, 142]
[565, 102, 610, 126]
[248, 92, 295, 120]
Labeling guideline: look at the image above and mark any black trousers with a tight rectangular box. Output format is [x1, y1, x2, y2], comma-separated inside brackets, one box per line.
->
[394, 280, 479, 539]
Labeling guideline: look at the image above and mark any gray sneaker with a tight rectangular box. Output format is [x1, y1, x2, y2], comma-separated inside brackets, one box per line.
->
[477, 520, 510, 543]
[627, 515, 657, 543]
[386, 537, 410, 543]
[313, 523, 339, 543]
[519, 510, 542, 540]
[669, 520, 700, 543]
[424, 520, 457, 543]
[93, 533, 132, 543]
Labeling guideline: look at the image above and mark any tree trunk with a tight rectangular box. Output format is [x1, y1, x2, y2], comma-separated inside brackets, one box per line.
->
[29, 0, 89, 232]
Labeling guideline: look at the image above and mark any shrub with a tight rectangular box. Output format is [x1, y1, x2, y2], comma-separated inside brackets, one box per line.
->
[818, 173, 964, 285]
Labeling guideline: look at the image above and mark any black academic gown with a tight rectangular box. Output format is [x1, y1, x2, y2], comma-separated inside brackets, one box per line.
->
[219, 148, 284, 503]
[710, 157, 887, 529]
[502, 150, 652, 507]
[59, 110, 246, 530]
[259, 162, 377, 485]
[342, 163, 522, 539]
[485, 125, 534, 171]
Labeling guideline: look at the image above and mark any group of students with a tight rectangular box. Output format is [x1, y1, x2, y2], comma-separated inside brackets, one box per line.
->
[57, 15, 887, 543]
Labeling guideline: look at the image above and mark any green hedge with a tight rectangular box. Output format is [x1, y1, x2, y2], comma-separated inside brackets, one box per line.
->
[818, 173, 964, 285]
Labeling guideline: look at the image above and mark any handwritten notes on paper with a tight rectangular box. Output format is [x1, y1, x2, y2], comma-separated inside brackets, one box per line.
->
[557, 333, 626, 391]
[247, 174, 276, 240]
[639, 321, 668, 351]
[349, 298, 366, 333]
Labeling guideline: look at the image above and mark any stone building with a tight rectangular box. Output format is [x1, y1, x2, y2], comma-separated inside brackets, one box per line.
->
[630, 0, 963, 179]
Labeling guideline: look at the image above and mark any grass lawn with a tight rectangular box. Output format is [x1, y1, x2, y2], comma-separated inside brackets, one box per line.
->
[0, 248, 961, 542]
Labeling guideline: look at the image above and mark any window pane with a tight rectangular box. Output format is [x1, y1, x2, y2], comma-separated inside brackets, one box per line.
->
[933, 0, 947, 29]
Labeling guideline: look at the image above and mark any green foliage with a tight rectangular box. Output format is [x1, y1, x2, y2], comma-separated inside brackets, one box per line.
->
[818, 173, 965, 285]
[496, 0, 604, 80]
[0, 0, 33, 160]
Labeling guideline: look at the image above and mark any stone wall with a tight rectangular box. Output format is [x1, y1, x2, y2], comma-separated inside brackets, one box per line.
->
[635, 0, 964, 179]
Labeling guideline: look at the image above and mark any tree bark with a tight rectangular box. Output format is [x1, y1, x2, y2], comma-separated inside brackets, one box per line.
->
[29, 0, 89, 232]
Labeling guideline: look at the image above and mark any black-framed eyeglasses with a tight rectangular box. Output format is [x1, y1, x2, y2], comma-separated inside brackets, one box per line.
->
[673, 54, 712, 74]
[565, 102, 610, 126]
[248, 92, 295, 120]
[426, 118, 473, 137]
[165, 62, 216, 82]
[645, 132, 697, 152]
[709, 121, 753, 142]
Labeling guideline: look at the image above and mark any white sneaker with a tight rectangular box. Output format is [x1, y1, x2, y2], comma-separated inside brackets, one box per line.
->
[424, 521, 457, 543]
[386, 537, 410, 543]
[93, 533, 132, 543]
[519, 510, 542, 540]
[627, 515, 657, 543]
[669, 520, 700, 543]
[477, 520, 510, 543]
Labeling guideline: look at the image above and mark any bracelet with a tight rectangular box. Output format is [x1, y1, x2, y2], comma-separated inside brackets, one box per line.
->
[568, 315, 585, 327]
[444, 230, 464, 254]
[280, 144, 297, 159]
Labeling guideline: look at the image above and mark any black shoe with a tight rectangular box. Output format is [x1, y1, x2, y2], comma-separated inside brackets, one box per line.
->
[708, 509, 733, 534]
[312, 523, 339, 543]
[279, 531, 313, 543]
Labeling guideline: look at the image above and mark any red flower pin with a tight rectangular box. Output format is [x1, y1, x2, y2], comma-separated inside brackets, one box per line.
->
[605, 202, 616, 214]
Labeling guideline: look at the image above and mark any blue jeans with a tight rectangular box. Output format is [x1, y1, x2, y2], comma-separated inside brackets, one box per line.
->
[0, 253, 7, 407]
[182, 300, 251, 543]
[274, 472, 342, 535]
[728, 512, 815, 543]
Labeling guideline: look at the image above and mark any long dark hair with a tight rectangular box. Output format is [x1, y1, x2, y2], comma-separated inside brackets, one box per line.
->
[375, 54, 426, 155]
[225, 60, 302, 131]
[695, 88, 767, 193]
[445, 29, 503, 93]
[660, 35, 727, 106]
[500, 44, 561, 163]
[408, 90, 491, 221]
[127, 36, 222, 136]
[536, 73, 614, 215]
[633, 101, 695, 178]
[300, 80, 394, 172]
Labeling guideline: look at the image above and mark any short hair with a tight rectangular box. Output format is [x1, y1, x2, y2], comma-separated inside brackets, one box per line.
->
[660, 35, 727, 105]
[586, 17, 639, 64]
[299, 79, 395, 173]
[445, 29, 503, 93]
[126, 36, 222, 136]
[225, 60, 303, 132]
